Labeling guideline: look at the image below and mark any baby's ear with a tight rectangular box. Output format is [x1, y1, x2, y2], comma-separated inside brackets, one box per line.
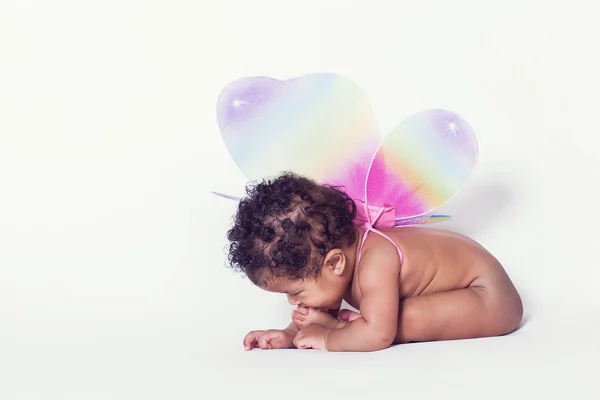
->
[323, 249, 345, 275]
[327, 253, 341, 267]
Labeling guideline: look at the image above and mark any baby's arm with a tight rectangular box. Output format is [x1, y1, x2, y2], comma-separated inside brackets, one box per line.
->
[324, 250, 400, 352]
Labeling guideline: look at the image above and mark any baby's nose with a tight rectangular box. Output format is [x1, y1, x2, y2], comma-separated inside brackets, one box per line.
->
[287, 295, 300, 305]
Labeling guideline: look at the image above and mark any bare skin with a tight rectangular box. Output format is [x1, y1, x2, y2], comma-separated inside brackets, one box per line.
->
[243, 226, 523, 352]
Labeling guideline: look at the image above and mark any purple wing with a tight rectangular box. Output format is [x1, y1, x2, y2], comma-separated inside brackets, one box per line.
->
[216, 73, 381, 200]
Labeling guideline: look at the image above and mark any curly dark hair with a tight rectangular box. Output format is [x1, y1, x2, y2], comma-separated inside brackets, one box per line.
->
[226, 172, 358, 286]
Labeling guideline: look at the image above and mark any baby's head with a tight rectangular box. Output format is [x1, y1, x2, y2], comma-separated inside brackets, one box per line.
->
[226, 172, 358, 310]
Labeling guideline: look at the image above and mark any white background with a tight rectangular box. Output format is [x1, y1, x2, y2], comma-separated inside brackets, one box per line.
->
[1, 0, 599, 398]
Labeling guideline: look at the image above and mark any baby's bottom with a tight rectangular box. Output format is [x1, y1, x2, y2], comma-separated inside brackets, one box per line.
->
[394, 268, 523, 344]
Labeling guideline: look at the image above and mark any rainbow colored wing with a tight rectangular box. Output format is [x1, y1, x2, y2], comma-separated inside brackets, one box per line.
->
[216, 74, 381, 201]
[364, 109, 478, 224]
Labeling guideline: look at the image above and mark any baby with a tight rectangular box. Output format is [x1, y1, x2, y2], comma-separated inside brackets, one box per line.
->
[226, 172, 523, 352]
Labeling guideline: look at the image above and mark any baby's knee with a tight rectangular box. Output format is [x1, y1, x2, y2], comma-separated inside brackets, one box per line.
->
[473, 276, 523, 334]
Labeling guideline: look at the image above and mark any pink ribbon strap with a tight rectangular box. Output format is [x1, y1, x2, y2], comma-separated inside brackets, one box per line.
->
[353, 199, 403, 265]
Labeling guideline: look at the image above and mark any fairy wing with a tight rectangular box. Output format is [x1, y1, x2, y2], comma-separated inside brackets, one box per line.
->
[216, 73, 380, 201]
[364, 109, 478, 225]
[216, 75, 477, 224]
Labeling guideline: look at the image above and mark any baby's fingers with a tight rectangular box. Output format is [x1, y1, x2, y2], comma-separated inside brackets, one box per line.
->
[260, 331, 285, 349]
[243, 330, 263, 350]
[257, 335, 272, 349]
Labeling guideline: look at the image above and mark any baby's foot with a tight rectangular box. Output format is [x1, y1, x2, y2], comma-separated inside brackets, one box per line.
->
[338, 309, 362, 322]
[292, 307, 340, 330]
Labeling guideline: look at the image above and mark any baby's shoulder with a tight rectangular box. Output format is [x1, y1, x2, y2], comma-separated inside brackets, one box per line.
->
[357, 232, 402, 278]
[358, 227, 464, 272]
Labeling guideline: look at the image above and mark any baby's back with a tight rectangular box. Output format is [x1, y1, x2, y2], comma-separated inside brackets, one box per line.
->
[349, 226, 500, 304]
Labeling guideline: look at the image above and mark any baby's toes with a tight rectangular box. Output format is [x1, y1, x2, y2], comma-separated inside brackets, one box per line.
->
[338, 309, 361, 322]
[291, 311, 305, 327]
[305, 309, 338, 329]
[296, 306, 309, 316]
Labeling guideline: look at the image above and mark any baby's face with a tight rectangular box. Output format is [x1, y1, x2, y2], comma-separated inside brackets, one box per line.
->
[263, 272, 348, 311]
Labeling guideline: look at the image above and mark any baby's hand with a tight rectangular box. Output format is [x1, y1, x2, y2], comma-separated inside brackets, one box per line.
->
[292, 306, 340, 330]
[293, 324, 331, 351]
[243, 329, 295, 351]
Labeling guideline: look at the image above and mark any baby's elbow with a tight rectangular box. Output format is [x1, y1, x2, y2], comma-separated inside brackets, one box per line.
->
[378, 333, 396, 349]
[365, 327, 396, 350]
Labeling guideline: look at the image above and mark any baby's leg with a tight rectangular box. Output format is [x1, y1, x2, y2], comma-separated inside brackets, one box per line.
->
[395, 270, 523, 343]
